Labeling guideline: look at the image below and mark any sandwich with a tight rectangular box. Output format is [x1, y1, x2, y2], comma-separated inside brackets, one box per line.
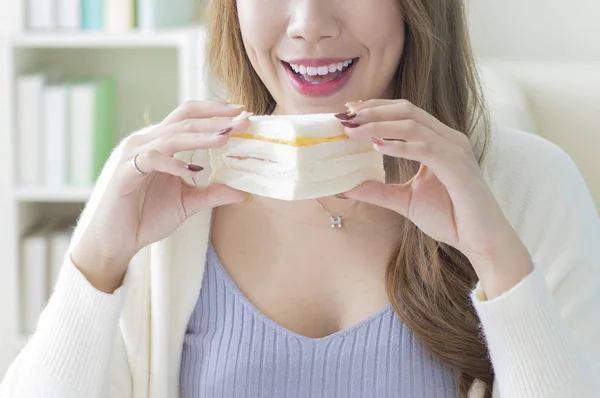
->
[209, 112, 385, 200]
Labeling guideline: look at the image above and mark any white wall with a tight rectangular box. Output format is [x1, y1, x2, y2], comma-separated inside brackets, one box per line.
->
[468, 0, 600, 60]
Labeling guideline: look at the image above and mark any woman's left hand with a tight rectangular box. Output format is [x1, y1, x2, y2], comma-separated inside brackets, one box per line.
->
[337, 99, 534, 298]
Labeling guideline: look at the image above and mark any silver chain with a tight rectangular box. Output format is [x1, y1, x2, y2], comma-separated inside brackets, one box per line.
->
[315, 198, 359, 229]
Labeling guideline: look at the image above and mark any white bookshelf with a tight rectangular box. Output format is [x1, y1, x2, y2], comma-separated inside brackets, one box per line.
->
[14, 187, 95, 202]
[12, 29, 201, 48]
[0, 1, 210, 378]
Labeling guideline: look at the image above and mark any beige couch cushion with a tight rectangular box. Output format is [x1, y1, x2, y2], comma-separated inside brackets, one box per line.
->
[479, 64, 537, 134]
[479, 60, 600, 213]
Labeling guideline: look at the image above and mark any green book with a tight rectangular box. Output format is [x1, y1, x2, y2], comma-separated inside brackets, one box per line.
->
[69, 77, 117, 186]
[92, 78, 117, 181]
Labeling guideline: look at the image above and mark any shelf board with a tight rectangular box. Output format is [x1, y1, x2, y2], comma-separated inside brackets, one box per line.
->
[15, 187, 93, 202]
[11, 28, 197, 49]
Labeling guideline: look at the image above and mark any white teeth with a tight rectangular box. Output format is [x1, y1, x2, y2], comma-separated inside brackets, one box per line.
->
[317, 66, 329, 75]
[288, 59, 354, 75]
[306, 66, 318, 76]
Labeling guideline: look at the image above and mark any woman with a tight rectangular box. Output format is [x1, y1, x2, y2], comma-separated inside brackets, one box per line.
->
[2, 0, 599, 397]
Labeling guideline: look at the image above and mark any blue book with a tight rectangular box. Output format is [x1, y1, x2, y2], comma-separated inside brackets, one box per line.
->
[82, 0, 103, 30]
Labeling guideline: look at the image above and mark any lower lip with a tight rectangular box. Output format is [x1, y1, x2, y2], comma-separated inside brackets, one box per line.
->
[284, 61, 357, 97]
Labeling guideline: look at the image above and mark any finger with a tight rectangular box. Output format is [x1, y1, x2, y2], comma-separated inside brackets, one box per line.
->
[182, 183, 251, 217]
[129, 102, 246, 147]
[129, 150, 204, 179]
[343, 180, 411, 217]
[344, 119, 438, 143]
[145, 117, 250, 155]
[347, 99, 459, 142]
[371, 138, 469, 189]
[161, 100, 245, 126]
[154, 132, 232, 156]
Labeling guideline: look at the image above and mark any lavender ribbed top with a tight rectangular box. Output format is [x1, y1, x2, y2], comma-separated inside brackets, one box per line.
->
[180, 244, 459, 397]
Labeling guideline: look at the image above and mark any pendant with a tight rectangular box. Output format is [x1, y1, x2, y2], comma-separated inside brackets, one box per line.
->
[330, 216, 343, 228]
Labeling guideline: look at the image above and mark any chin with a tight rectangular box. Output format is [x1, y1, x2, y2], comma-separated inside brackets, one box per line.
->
[280, 103, 349, 116]
[275, 92, 364, 116]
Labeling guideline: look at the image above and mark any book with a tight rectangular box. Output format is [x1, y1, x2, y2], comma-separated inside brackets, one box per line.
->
[16, 74, 45, 187]
[82, 0, 103, 31]
[69, 78, 117, 186]
[92, 78, 117, 180]
[105, 0, 135, 32]
[48, 220, 73, 291]
[27, 0, 56, 31]
[69, 81, 95, 186]
[137, 0, 195, 30]
[42, 83, 69, 187]
[20, 219, 56, 334]
[57, 0, 81, 30]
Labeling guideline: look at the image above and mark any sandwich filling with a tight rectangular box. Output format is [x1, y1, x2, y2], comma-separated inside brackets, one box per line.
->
[229, 132, 348, 147]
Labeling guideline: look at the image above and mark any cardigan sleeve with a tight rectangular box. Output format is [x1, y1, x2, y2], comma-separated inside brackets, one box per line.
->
[0, 129, 153, 398]
[473, 131, 600, 398]
[0, 256, 130, 398]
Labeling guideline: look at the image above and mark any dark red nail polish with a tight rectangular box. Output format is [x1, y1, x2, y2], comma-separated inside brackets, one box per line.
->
[186, 163, 204, 172]
[214, 127, 233, 136]
[371, 137, 385, 146]
[341, 121, 359, 129]
[334, 111, 356, 121]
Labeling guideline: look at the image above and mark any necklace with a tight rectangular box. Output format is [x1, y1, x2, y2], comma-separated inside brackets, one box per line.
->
[315, 198, 359, 229]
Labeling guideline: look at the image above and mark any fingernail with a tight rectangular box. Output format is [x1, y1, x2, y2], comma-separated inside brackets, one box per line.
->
[345, 100, 363, 110]
[371, 137, 385, 146]
[341, 121, 359, 129]
[186, 163, 204, 172]
[335, 193, 348, 200]
[214, 127, 233, 136]
[236, 193, 253, 204]
[334, 111, 357, 121]
[227, 103, 245, 109]
[233, 111, 253, 122]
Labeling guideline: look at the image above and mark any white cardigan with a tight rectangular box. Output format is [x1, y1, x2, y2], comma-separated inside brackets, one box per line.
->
[1, 125, 599, 398]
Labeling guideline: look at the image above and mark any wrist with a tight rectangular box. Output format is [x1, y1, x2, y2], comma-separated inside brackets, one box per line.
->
[71, 242, 132, 294]
[467, 236, 534, 300]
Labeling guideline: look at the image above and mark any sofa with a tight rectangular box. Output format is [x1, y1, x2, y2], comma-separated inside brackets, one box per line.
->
[478, 60, 600, 213]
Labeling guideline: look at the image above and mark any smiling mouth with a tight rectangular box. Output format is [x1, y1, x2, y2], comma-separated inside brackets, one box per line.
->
[282, 58, 359, 84]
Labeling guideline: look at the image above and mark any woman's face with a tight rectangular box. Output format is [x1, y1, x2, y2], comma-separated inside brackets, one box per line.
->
[237, 0, 405, 115]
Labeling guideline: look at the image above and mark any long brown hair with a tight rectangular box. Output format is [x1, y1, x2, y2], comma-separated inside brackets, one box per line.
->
[205, 0, 493, 396]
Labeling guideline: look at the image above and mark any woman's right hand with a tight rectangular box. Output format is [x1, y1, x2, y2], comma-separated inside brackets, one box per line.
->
[71, 101, 250, 292]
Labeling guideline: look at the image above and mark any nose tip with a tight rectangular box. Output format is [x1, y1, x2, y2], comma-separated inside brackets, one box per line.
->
[286, 2, 341, 43]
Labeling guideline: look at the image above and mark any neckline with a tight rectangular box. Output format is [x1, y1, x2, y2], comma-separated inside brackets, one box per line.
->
[207, 243, 394, 343]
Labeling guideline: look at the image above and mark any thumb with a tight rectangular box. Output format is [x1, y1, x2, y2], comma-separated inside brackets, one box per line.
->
[342, 180, 411, 217]
[182, 183, 250, 217]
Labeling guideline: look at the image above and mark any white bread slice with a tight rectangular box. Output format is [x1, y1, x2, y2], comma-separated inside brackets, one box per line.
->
[209, 113, 385, 200]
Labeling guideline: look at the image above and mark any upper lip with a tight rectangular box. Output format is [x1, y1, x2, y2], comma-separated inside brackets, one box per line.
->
[282, 58, 357, 67]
